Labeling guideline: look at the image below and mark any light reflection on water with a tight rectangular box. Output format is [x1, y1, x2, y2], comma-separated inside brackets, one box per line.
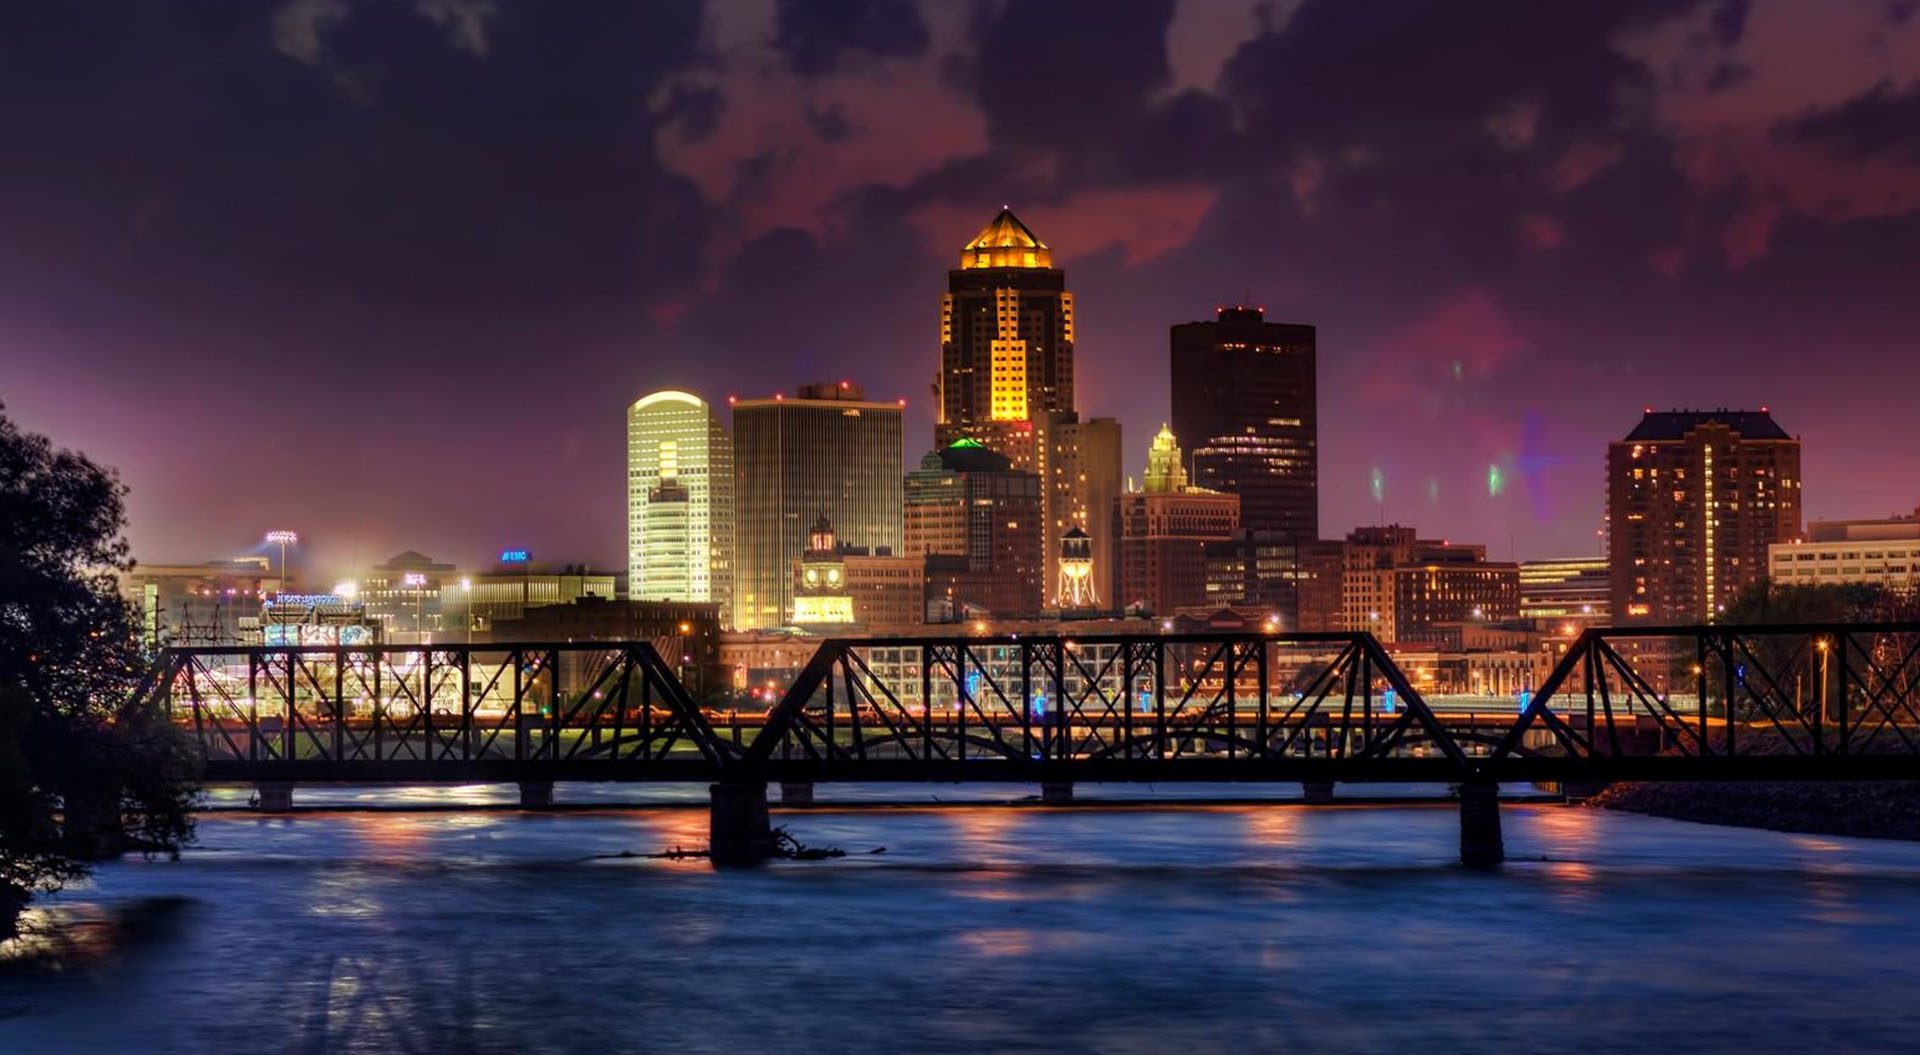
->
[4, 790, 1920, 1054]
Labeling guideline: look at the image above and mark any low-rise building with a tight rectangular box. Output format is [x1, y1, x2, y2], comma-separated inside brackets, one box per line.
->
[1768, 507, 1920, 591]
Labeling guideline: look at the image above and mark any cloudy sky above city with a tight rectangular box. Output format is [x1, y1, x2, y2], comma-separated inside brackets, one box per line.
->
[4, 0, 1918, 576]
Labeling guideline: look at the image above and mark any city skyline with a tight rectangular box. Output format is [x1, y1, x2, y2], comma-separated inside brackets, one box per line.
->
[4, 1, 1918, 579]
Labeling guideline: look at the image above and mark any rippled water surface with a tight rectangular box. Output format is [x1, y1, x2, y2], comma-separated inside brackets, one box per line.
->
[5, 785, 1920, 1054]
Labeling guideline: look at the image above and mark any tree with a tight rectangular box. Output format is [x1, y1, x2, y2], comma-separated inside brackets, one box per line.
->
[1, 402, 197, 942]
[1719, 579, 1920, 625]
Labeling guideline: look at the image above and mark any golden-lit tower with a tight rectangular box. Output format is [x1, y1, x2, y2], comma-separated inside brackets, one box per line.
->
[1055, 526, 1098, 609]
[936, 207, 1074, 470]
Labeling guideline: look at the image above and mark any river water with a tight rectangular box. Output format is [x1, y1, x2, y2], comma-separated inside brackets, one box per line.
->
[4, 785, 1920, 1054]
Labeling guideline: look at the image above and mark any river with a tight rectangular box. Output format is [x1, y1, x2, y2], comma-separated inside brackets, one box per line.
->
[4, 785, 1920, 1054]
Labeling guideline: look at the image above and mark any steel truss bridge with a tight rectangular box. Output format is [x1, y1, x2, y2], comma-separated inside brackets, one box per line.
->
[143, 623, 1920, 864]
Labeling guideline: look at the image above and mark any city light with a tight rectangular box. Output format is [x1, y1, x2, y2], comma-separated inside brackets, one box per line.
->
[332, 581, 358, 600]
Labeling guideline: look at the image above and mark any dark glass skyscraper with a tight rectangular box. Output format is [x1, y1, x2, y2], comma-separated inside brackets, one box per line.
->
[1169, 307, 1317, 542]
[731, 382, 904, 630]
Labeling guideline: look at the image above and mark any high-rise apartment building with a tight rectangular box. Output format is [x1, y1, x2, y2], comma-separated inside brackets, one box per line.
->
[907, 439, 1045, 617]
[1116, 426, 1240, 614]
[1170, 307, 1318, 541]
[732, 382, 904, 630]
[1608, 409, 1801, 623]
[627, 390, 733, 613]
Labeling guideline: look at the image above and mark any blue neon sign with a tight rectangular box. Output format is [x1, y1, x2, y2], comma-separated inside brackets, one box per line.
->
[499, 549, 531, 564]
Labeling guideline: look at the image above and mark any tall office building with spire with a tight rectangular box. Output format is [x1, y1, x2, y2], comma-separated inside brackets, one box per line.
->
[627, 390, 733, 613]
[937, 208, 1119, 606]
[937, 207, 1075, 470]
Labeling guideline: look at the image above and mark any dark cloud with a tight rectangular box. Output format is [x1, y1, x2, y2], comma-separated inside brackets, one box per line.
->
[0, 0, 707, 333]
[1779, 80, 1920, 161]
[1221, 0, 1697, 156]
[772, 0, 930, 76]
[969, 0, 1177, 147]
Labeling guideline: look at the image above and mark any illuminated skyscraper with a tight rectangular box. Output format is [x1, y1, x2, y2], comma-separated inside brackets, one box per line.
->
[627, 391, 732, 613]
[936, 207, 1074, 472]
[732, 382, 904, 630]
[1117, 426, 1241, 614]
[1170, 307, 1318, 541]
[1608, 409, 1801, 623]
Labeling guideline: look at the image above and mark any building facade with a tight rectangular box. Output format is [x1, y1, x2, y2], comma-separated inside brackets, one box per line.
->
[1768, 508, 1920, 591]
[627, 390, 733, 613]
[121, 557, 283, 648]
[1116, 426, 1241, 614]
[1036, 411, 1122, 607]
[1518, 557, 1611, 630]
[1608, 409, 1802, 623]
[732, 382, 904, 630]
[1334, 526, 1520, 644]
[1170, 307, 1318, 541]
[907, 439, 1045, 617]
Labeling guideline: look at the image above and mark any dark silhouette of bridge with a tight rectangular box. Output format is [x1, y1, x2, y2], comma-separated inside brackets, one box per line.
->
[142, 623, 1920, 866]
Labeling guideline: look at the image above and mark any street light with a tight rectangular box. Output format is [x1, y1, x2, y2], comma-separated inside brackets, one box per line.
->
[402, 572, 428, 642]
[265, 530, 298, 596]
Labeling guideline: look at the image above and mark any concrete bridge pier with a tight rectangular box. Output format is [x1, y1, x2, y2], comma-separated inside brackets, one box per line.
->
[255, 782, 294, 812]
[779, 781, 815, 807]
[518, 781, 554, 810]
[1302, 780, 1336, 805]
[1459, 780, 1504, 869]
[709, 782, 775, 866]
[1040, 781, 1074, 805]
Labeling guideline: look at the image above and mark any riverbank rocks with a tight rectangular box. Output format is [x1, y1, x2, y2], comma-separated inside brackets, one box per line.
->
[1589, 781, 1920, 841]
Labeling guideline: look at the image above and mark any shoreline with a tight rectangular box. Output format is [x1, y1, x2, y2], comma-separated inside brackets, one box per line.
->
[1588, 781, 1920, 841]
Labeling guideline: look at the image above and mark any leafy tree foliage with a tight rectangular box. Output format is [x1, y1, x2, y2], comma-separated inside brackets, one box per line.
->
[1, 402, 196, 942]
[1721, 579, 1920, 625]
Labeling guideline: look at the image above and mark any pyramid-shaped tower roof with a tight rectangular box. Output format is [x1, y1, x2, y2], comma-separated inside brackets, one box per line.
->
[960, 207, 1052, 269]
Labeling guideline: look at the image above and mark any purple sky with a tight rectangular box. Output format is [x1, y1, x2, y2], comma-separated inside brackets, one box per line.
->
[3, 0, 1918, 582]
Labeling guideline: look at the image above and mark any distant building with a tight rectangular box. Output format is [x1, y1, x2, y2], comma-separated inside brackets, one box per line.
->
[1333, 526, 1519, 644]
[486, 597, 725, 696]
[1518, 558, 1611, 629]
[1036, 411, 1123, 607]
[908, 439, 1045, 617]
[1171, 307, 1318, 541]
[627, 390, 733, 614]
[1608, 409, 1801, 623]
[354, 552, 615, 643]
[1768, 506, 1920, 591]
[732, 382, 904, 630]
[1200, 531, 1342, 628]
[1116, 426, 1240, 614]
[121, 557, 283, 648]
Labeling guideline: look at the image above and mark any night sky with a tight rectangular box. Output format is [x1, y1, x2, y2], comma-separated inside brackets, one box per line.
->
[4, 0, 1918, 581]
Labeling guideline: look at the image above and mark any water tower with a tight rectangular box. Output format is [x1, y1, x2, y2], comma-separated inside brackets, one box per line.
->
[1056, 526, 1098, 608]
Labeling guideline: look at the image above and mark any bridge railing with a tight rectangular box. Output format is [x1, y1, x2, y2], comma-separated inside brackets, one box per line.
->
[739, 631, 1492, 777]
[146, 642, 725, 774]
[1492, 623, 1920, 770]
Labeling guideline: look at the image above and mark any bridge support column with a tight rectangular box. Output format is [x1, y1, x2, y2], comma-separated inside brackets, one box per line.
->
[709, 782, 774, 866]
[779, 781, 815, 807]
[1040, 781, 1073, 805]
[1302, 780, 1336, 805]
[1459, 780, 1504, 869]
[255, 782, 294, 813]
[518, 781, 554, 810]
